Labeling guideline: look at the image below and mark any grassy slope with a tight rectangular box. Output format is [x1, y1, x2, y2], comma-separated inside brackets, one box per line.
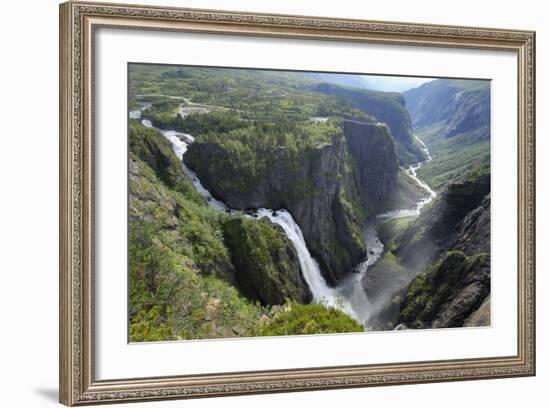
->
[417, 126, 490, 191]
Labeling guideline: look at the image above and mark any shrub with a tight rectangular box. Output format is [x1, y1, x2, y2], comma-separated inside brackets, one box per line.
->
[251, 302, 364, 336]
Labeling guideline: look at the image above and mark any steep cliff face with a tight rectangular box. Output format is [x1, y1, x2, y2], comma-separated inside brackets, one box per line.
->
[313, 83, 425, 165]
[343, 120, 399, 213]
[184, 130, 366, 285]
[399, 250, 490, 329]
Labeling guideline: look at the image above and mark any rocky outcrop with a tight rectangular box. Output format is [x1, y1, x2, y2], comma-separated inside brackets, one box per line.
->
[452, 194, 491, 255]
[343, 120, 399, 213]
[222, 217, 312, 305]
[184, 132, 366, 285]
[399, 251, 490, 329]
[313, 83, 425, 165]
[464, 295, 491, 327]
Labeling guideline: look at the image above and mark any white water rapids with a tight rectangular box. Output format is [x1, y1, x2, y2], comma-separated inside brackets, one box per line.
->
[376, 134, 437, 221]
[131, 104, 435, 327]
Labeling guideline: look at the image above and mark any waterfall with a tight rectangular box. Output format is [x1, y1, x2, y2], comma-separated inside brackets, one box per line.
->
[255, 209, 366, 321]
[376, 134, 437, 220]
[141, 119, 227, 211]
[254, 209, 333, 302]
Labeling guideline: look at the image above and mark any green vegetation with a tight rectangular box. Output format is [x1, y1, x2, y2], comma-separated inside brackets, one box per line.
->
[128, 122, 266, 341]
[378, 216, 415, 253]
[222, 216, 310, 305]
[140, 98, 182, 129]
[252, 302, 364, 336]
[198, 118, 340, 151]
[128, 65, 492, 338]
[417, 127, 490, 191]
[128, 148, 265, 340]
[185, 117, 342, 195]
[130, 64, 372, 124]
[129, 120, 201, 199]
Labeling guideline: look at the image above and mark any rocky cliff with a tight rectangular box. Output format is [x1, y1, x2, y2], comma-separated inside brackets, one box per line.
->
[313, 83, 425, 165]
[222, 217, 312, 305]
[184, 128, 366, 285]
[343, 120, 399, 213]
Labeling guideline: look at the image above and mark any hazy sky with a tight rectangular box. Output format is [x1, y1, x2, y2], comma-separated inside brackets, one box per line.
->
[306, 71, 436, 93]
[362, 75, 435, 93]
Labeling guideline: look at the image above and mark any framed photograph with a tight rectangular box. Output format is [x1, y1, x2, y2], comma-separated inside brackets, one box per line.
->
[59, 1, 536, 405]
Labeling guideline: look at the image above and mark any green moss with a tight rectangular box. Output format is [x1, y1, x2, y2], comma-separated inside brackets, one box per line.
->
[251, 303, 364, 336]
[222, 216, 310, 305]
[399, 271, 433, 323]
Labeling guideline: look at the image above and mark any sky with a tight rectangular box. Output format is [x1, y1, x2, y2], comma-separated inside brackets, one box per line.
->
[362, 75, 435, 92]
[306, 71, 435, 93]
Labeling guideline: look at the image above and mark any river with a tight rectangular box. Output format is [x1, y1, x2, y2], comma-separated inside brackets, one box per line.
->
[130, 104, 436, 328]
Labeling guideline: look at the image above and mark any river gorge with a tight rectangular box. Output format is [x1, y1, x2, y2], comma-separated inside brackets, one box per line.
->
[132, 103, 437, 329]
[128, 67, 492, 341]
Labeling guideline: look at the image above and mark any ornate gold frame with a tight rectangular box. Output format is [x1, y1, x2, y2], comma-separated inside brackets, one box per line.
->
[59, 1, 536, 405]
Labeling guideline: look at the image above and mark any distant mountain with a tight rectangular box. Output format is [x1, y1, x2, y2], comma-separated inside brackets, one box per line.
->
[305, 72, 372, 90]
[403, 79, 491, 190]
[403, 79, 490, 140]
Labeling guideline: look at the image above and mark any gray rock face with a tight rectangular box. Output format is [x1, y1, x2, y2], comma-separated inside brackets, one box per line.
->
[184, 132, 366, 285]
[429, 254, 490, 328]
[343, 120, 399, 213]
[464, 295, 491, 327]
[452, 194, 491, 256]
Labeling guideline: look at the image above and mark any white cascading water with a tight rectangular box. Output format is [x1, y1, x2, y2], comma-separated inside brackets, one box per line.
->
[376, 133, 436, 220]
[254, 210, 334, 300]
[140, 118, 228, 211]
